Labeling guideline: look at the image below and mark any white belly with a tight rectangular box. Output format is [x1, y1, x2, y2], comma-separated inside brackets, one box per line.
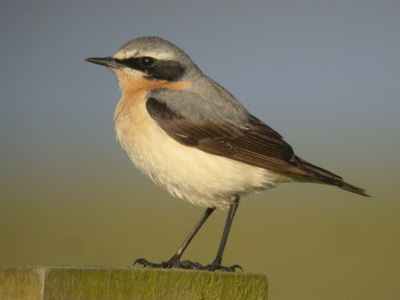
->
[115, 95, 289, 209]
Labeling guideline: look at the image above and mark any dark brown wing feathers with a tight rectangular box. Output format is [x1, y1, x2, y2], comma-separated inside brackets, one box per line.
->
[146, 97, 369, 197]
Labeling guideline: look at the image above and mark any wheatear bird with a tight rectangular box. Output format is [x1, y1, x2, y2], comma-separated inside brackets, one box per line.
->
[86, 36, 369, 272]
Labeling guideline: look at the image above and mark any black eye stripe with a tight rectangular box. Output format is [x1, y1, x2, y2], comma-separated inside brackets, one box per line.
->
[148, 60, 186, 81]
[114, 57, 186, 81]
[114, 57, 153, 70]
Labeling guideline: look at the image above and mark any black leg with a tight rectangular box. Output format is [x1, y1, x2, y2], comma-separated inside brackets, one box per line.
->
[134, 207, 215, 269]
[204, 196, 242, 272]
[135, 197, 242, 272]
[162, 207, 215, 267]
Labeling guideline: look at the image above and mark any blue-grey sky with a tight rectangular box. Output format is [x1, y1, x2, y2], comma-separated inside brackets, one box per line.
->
[1, 2, 399, 299]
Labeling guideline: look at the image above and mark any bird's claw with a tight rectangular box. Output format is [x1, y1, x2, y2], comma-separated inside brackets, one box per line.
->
[134, 258, 243, 272]
[201, 263, 243, 272]
[133, 258, 202, 270]
[133, 258, 164, 268]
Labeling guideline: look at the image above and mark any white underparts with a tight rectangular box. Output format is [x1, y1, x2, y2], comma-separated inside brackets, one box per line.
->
[115, 94, 290, 209]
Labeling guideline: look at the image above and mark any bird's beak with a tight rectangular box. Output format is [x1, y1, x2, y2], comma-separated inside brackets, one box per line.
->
[85, 57, 122, 69]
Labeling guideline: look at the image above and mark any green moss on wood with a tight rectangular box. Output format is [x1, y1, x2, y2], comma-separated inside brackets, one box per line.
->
[0, 267, 267, 300]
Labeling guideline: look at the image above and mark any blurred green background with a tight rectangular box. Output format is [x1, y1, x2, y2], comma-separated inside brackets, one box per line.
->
[1, 1, 399, 299]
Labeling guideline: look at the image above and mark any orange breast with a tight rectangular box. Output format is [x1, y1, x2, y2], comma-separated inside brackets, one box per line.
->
[114, 77, 191, 150]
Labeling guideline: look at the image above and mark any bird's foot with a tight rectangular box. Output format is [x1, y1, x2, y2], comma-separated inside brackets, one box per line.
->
[134, 257, 203, 270]
[134, 254, 193, 269]
[134, 257, 243, 272]
[134, 256, 180, 269]
[134, 258, 164, 269]
[197, 262, 243, 272]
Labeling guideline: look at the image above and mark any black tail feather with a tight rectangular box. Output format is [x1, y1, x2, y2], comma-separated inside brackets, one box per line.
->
[295, 156, 370, 197]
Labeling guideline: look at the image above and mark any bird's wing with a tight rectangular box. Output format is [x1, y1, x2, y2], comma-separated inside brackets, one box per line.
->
[146, 97, 320, 178]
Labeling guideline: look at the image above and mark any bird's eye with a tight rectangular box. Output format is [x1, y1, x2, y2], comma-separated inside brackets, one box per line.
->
[139, 57, 155, 67]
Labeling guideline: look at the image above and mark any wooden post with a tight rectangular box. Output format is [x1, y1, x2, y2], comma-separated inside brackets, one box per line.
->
[0, 267, 268, 300]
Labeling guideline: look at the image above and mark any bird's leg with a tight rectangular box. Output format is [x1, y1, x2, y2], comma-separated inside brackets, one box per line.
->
[163, 207, 215, 268]
[134, 207, 215, 269]
[202, 196, 243, 272]
[135, 197, 243, 272]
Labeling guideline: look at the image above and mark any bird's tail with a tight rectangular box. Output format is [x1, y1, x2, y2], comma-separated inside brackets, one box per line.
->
[295, 156, 370, 197]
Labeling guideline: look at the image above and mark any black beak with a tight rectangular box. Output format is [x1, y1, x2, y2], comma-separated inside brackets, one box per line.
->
[85, 57, 121, 68]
